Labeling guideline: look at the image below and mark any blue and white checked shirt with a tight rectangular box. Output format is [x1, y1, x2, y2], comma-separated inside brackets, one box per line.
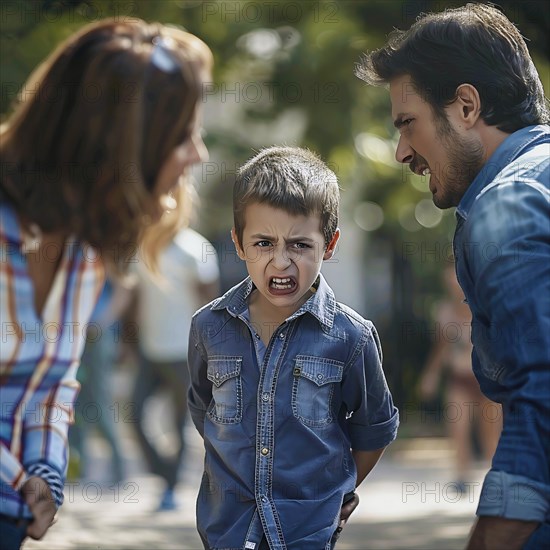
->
[0, 201, 104, 518]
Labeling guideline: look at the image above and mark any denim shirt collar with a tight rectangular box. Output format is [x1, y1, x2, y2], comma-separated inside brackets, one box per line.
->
[212, 273, 336, 330]
[456, 124, 550, 221]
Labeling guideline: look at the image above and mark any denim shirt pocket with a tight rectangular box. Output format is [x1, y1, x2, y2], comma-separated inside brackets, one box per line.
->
[207, 356, 243, 424]
[291, 355, 344, 427]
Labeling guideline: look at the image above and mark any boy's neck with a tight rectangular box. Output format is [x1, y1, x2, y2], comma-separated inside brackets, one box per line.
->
[248, 289, 312, 345]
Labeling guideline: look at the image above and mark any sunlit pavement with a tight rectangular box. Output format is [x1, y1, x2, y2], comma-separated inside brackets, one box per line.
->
[21, 369, 485, 550]
[23, 425, 486, 550]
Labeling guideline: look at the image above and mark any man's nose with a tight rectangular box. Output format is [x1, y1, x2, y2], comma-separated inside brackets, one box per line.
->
[395, 135, 414, 164]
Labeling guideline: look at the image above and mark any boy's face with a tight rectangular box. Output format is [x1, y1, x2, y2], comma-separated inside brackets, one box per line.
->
[232, 202, 339, 316]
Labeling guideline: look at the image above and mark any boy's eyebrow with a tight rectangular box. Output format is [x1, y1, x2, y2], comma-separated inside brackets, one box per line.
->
[249, 234, 315, 243]
[285, 236, 315, 243]
[250, 233, 276, 240]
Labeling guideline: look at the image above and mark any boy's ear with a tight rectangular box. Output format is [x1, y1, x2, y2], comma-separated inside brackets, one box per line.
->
[231, 228, 245, 260]
[322, 229, 340, 261]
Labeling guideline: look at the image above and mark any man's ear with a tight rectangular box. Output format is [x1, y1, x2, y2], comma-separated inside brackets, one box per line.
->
[454, 84, 481, 129]
[323, 228, 340, 261]
[231, 227, 245, 260]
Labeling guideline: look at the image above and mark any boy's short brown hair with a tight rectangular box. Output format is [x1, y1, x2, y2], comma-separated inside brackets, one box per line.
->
[233, 146, 339, 247]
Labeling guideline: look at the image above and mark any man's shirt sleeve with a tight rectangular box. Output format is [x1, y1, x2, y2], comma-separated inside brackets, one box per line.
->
[342, 323, 399, 451]
[463, 179, 550, 522]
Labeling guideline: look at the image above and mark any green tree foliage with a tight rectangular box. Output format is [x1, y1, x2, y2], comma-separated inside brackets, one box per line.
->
[1, 0, 548, 407]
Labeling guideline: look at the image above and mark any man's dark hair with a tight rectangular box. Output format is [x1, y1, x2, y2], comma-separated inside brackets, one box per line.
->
[356, 3, 549, 132]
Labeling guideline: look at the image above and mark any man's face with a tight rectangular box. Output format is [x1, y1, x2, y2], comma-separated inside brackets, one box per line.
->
[232, 202, 339, 318]
[389, 74, 484, 209]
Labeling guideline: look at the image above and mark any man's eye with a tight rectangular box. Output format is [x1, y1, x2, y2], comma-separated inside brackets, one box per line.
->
[397, 118, 414, 134]
[255, 241, 272, 247]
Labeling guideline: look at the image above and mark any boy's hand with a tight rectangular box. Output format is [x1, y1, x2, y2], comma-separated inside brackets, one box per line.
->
[337, 492, 360, 534]
[21, 476, 57, 539]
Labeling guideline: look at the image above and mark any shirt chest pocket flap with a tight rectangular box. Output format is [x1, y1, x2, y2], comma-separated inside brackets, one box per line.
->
[207, 356, 242, 423]
[292, 355, 344, 427]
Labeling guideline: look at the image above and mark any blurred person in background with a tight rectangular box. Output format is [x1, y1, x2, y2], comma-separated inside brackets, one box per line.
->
[132, 184, 219, 511]
[418, 263, 501, 492]
[0, 18, 212, 548]
[68, 277, 133, 484]
[357, 3, 549, 548]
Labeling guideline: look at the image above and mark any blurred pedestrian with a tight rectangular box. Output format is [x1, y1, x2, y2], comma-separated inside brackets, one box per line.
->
[357, 4, 549, 548]
[69, 278, 133, 484]
[418, 264, 501, 491]
[132, 185, 219, 511]
[0, 18, 212, 548]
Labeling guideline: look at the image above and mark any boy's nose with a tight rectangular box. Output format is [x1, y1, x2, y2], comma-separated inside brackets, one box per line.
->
[271, 247, 291, 270]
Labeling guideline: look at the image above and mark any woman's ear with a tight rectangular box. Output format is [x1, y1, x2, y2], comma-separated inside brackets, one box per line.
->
[323, 228, 340, 261]
[231, 227, 245, 260]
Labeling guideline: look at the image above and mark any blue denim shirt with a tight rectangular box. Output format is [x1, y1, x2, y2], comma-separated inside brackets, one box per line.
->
[454, 125, 550, 524]
[188, 275, 399, 550]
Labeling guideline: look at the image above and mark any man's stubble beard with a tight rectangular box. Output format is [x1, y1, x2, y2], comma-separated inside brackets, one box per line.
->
[433, 117, 485, 210]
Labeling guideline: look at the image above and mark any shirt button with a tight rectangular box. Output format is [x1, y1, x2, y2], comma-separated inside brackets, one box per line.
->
[279, 333, 285, 339]
[215, 372, 220, 379]
[262, 393, 270, 402]
[255, 333, 260, 339]
[261, 496, 268, 503]
[261, 447, 269, 456]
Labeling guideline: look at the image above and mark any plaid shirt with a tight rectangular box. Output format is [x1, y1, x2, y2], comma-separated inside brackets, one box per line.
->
[0, 201, 104, 518]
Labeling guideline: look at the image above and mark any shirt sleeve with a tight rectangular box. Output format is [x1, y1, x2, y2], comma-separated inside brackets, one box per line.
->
[341, 322, 399, 451]
[0, 443, 28, 490]
[463, 181, 550, 522]
[21, 362, 80, 507]
[187, 315, 210, 438]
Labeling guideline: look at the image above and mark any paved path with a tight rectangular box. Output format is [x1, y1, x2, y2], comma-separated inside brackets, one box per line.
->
[23, 426, 486, 550]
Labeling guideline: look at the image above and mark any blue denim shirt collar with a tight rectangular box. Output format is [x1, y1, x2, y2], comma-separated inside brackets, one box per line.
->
[212, 273, 336, 330]
[456, 125, 550, 221]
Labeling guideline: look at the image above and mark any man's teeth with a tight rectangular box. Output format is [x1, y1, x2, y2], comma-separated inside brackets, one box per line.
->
[271, 277, 293, 289]
[422, 168, 431, 176]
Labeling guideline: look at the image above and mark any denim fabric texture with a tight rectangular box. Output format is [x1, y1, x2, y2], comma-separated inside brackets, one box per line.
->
[454, 125, 550, 529]
[188, 275, 399, 549]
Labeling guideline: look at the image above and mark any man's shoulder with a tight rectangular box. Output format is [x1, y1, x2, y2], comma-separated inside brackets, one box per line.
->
[492, 141, 549, 188]
[470, 143, 549, 221]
